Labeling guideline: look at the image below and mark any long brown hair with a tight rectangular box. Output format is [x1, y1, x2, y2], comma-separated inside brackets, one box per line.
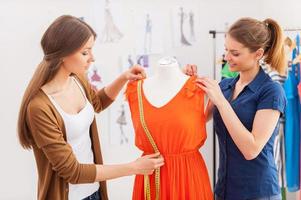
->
[18, 15, 97, 149]
[228, 17, 286, 75]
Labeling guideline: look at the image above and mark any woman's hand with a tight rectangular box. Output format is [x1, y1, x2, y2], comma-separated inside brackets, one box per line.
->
[123, 65, 146, 81]
[131, 152, 164, 175]
[182, 64, 198, 76]
[196, 77, 227, 108]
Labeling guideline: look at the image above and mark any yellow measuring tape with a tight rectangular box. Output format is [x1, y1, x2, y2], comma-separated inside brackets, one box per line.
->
[137, 80, 160, 200]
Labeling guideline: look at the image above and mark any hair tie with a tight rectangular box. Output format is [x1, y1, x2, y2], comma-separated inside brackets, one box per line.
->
[43, 54, 51, 61]
[43, 51, 62, 61]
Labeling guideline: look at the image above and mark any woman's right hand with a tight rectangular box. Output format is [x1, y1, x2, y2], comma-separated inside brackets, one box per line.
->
[182, 64, 198, 76]
[123, 64, 146, 81]
[131, 152, 164, 175]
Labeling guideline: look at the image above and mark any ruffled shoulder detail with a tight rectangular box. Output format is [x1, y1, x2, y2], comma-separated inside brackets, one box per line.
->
[184, 76, 204, 98]
[124, 80, 142, 102]
[184, 76, 205, 111]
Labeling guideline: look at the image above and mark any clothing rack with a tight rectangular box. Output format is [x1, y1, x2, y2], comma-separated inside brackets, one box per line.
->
[208, 27, 301, 192]
[209, 28, 301, 37]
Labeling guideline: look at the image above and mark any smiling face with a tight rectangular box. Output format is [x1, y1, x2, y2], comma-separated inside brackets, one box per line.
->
[61, 36, 95, 75]
[224, 34, 264, 73]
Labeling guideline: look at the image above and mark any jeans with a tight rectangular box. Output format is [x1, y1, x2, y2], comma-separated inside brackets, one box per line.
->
[215, 194, 281, 200]
[82, 190, 101, 200]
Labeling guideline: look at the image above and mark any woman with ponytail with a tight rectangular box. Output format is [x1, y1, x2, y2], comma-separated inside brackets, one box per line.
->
[185, 17, 287, 200]
[17, 15, 164, 200]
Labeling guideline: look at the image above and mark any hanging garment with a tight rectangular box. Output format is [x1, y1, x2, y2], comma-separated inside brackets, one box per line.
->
[295, 34, 301, 200]
[272, 123, 287, 200]
[126, 76, 213, 200]
[262, 64, 287, 194]
[221, 62, 239, 79]
[284, 35, 300, 192]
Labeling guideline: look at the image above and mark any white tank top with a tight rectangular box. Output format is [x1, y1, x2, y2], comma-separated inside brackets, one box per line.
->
[47, 77, 99, 200]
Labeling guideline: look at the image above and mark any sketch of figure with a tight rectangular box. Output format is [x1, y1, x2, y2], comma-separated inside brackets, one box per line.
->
[144, 13, 152, 54]
[88, 65, 102, 91]
[100, 0, 123, 43]
[137, 54, 149, 68]
[127, 55, 135, 68]
[91, 69, 102, 82]
[116, 104, 128, 144]
[179, 7, 191, 46]
[189, 11, 195, 42]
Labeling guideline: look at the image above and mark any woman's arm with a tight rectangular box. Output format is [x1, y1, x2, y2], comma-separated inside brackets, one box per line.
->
[197, 77, 281, 160]
[205, 100, 214, 122]
[104, 65, 146, 100]
[215, 99, 280, 160]
[27, 101, 164, 184]
[95, 153, 164, 182]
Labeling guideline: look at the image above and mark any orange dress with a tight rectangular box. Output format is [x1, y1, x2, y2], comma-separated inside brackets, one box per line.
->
[126, 76, 213, 200]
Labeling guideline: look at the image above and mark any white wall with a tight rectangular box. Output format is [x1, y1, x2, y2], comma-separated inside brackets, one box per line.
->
[0, 0, 299, 199]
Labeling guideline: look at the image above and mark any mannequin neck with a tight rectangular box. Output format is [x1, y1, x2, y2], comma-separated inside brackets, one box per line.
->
[152, 57, 184, 81]
[154, 63, 183, 80]
[142, 58, 189, 108]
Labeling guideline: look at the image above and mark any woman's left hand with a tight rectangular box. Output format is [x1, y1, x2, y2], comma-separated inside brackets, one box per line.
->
[123, 65, 146, 81]
[182, 64, 197, 76]
[195, 77, 226, 107]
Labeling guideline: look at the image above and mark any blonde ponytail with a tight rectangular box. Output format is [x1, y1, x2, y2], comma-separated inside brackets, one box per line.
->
[263, 18, 286, 75]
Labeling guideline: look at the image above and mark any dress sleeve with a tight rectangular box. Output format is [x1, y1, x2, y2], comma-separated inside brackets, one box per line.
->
[185, 76, 205, 112]
[26, 100, 96, 184]
[125, 81, 138, 103]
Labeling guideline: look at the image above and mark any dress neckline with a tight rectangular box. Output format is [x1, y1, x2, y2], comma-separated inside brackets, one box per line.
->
[141, 76, 192, 109]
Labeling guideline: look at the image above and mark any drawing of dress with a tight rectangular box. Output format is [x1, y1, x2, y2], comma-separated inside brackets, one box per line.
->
[91, 69, 102, 82]
[189, 11, 195, 42]
[116, 104, 128, 144]
[179, 7, 191, 46]
[128, 55, 135, 68]
[100, 0, 123, 43]
[137, 55, 149, 68]
[144, 14, 152, 54]
[87, 66, 102, 91]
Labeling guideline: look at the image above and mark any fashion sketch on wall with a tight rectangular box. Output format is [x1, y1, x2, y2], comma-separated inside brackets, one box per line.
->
[122, 54, 150, 69]
[116, 104, 129, 144]
[179, 7, 191, 46]
[99, 0, 124, 43]
[144, 14, 152, 54]
[107, 60, 136, 146]
[87, 64, 104, 91]
[172, 6, 198, 47]
[108, 97, 134, 146]
[188, 10, 196, 42]
[133, 11, 163, 55]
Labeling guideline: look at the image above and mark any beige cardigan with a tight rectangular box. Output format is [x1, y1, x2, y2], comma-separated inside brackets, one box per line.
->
[26, 75, 113, 200]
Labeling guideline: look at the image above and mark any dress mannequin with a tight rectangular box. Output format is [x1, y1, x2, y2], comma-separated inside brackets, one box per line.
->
[126, 56, 213, 200]
[143, 56, 189, 108]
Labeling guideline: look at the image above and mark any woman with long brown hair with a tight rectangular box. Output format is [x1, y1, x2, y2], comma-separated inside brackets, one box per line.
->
[17, 15, 164, 200]
[186, 17, 287, 200]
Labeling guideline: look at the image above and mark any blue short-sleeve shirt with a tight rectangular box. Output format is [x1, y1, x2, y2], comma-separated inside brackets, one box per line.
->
[214, 67, 287, 200]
